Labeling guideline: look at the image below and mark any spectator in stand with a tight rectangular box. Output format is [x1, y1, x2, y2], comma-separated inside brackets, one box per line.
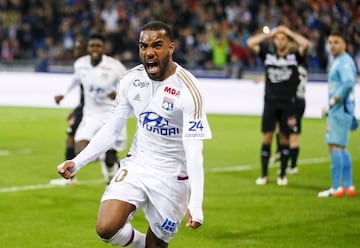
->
[227, 26, 252, 78]
[1, 0, 360, 74]
[208, 22, 229, 70]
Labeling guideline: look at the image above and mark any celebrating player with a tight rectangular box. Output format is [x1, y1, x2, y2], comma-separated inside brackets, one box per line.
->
[53, 33, 128, 185]
[56, 21, 212, 247]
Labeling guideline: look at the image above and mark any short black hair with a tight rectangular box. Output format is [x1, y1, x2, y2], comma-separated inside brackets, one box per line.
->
[329, 30, 347, 44]
[89, 33, 106, 43]
[141, 21, 174, 41]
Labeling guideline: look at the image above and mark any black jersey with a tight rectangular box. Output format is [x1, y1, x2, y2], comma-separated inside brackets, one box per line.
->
[259, 45, 304, 103]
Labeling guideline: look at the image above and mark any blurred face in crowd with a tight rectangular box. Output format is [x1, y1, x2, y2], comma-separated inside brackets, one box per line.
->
[87, 38, 105, 65]
[139, 29, 175, 81]
[328, 35, 346, 57]
[273, 31, 289, 53]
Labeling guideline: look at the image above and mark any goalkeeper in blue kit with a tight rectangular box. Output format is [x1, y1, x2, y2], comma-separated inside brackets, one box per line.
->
[318, 31, 358, 198]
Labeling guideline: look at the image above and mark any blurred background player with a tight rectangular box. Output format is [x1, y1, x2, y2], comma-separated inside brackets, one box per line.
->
[51, 33, 127, 185]
[287, 64, 307, 174]
[271, 60, 308, 175]
[247, 25, 310, 186]
[318, 31, 357, 198]
[51, 36, 87, 186]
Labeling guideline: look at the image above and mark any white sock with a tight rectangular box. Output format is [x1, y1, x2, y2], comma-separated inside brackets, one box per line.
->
[129, 229, 146, 248]
[101, 222, 145, 247]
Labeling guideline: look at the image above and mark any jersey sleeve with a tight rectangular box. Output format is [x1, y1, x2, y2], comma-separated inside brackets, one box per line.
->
[181, 74, 212, 140]
[334, 60, 356, 100]
[64, 60, 82, 95]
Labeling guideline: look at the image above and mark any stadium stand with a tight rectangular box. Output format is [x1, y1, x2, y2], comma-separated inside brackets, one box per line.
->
[0, 0, 359, 79]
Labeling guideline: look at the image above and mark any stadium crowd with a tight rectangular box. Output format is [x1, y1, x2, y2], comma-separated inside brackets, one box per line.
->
[1, 0, 360, 75]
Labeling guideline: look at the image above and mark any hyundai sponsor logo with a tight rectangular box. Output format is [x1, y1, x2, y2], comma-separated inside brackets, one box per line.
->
[139, 112, 179, 136]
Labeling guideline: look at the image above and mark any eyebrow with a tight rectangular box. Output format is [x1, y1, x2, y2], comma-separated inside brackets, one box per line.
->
[139, 40, 163, 47]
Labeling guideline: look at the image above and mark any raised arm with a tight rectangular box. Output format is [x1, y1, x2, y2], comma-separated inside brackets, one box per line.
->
[246, 30, 273, 55]
[276, 25, 310, 56]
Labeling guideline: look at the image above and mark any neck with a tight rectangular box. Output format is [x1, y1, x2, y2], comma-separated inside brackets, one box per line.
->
[277, 48, 289, 58]
[91, 56, 102, 66]
[162, 62, 177, 80]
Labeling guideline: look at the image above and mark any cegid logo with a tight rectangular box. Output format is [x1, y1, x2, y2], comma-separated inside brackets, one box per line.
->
[133, 79, 150, 88]
[139, 112, 179, 136]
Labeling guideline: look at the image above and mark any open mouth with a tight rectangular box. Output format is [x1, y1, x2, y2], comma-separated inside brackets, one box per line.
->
[146, 60, 159, 75]
[91, 52, 101, 59]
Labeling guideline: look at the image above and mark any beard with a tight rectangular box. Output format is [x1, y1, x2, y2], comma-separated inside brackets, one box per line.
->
[147, 53, 171, 81]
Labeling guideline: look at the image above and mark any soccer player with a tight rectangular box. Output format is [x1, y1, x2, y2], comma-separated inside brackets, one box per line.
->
[50, 37, 87, 186]
[318, 31, 357, 198]
[271, 64, 307, 175]
[247, 25, 309, 186]
[54, 33, 128, 185]
[56, 21, 212, 247]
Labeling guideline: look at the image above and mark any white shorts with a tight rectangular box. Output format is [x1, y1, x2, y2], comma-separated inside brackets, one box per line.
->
[75, 116, 127, 151]
[101, 158, 190, 243]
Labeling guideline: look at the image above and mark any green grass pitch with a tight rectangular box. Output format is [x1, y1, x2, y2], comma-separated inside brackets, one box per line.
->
[0, 106, 360, 248]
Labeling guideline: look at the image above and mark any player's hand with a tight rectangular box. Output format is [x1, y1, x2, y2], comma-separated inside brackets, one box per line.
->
[107, 91, 117, 100]
[253, 76, 265, 84]
[321, 106, 329, 118]
[287, 116, 297, 129]
[54, 95, 64, 105]
[57, 161, 75, 179]
[67, 111, 75, 122]
[186, 209, 202, 229]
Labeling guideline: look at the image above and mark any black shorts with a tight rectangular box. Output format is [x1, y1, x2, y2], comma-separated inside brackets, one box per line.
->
[294, 98, 305, 134]
[262, 100, 298, 135]
[66, 106, 83, 136]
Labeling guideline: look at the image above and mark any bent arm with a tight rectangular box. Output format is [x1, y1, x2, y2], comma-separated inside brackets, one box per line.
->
[277, 25, 310, 56]
[331, 63, 356, 104]
[247, 32, 273, 54]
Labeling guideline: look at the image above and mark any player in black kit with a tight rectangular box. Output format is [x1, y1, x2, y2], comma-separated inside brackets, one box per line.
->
[247, 25, 309, 186]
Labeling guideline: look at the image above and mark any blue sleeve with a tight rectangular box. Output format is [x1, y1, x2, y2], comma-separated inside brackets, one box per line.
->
[334, 61, 355, 100]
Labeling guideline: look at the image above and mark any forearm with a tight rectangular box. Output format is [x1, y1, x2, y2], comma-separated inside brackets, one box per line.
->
[72, 114, 128, 174]
[184, 139, 204, 223]
[247, 32, 272, 53]
[283, 28, 309, 54]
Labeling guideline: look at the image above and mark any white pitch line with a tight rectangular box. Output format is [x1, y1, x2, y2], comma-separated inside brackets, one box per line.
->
[0, 179, 104, 193]
[0, 157, 328, 193]
[0, 148, 32, 156]
[205, 156, 328, 173]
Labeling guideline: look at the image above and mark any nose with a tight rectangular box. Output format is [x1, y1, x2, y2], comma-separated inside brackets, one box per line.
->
[144, 46, 155, 58]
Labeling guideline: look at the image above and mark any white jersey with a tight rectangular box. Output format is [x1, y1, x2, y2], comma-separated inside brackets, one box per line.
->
[73, 63, 212, 177]
[70, 63, 211, 227]
[73, 54, 127, 120]
[118, 63, 212, 177]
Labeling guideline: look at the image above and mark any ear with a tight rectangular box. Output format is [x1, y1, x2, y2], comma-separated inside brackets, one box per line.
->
[169, 42, 175, 55]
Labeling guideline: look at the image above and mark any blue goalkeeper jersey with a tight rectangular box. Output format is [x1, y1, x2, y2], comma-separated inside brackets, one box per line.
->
[328, 52, 356, 114]
[326, 52, 356, 146]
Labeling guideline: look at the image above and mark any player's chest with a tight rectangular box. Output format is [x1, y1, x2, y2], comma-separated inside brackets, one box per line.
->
[79, 67, 117, 86]
[128, 80, 182, 116]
